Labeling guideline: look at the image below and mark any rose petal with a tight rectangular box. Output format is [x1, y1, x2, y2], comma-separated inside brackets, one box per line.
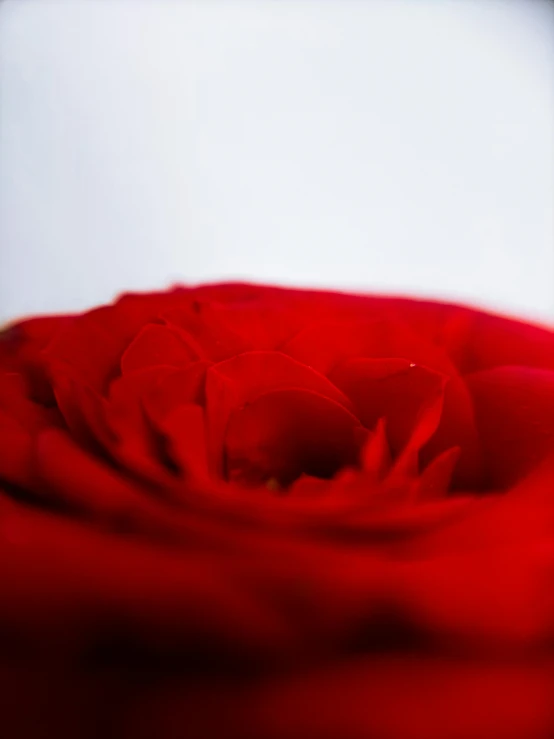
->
[225, 388, 367, 487]
[160, 300, 253, 362]
[155, 403, 210, 482]
[45, 306, 135, 393]
[34, 428, 174, 528]
[466, 366, 554, 489]
[211, 351, 354, 409]
[120, 323, 201, 374]
[281, 318, 459, 378]
[143, 361, 212, 421]
[416, 446, 461, 500]
[52, 370, 113, 453]
[360, 417, 391, 478]
[329, 359, 446, 457]
[443, 309, 554, 375]
[0, 412, 34, 489]
[205, 351, 355, 476]
[0, 506, 292, 661]
[243, 657, 554, 739]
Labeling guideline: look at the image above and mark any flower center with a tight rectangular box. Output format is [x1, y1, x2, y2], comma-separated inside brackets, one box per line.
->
[224, 387, 367, 489]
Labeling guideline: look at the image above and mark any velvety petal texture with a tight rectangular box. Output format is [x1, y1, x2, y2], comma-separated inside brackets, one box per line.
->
[0, 283, 553, 739]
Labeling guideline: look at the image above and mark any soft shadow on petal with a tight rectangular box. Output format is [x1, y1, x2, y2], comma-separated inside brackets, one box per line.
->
[466, 366, 554, 489]
[225, 388, 367, 487]
[205, 351, 356, 477]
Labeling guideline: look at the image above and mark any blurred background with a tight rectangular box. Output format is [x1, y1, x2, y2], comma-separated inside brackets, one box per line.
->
[1, 0, 553, 324]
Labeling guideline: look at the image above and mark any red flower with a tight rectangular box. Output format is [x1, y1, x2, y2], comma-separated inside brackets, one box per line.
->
[1, 284, 553, 739]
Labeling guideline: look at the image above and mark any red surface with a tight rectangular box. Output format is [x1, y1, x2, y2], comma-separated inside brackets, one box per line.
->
[1, 283, 553, 738]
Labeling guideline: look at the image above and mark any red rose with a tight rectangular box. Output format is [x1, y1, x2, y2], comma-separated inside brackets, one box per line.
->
[0, 283, 553, 739]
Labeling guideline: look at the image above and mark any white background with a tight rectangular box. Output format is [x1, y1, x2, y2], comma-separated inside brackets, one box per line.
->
[1, 0, 553, 324]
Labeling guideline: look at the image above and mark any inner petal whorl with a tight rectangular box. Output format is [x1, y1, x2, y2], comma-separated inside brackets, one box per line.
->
[224, 387, 367, 488]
